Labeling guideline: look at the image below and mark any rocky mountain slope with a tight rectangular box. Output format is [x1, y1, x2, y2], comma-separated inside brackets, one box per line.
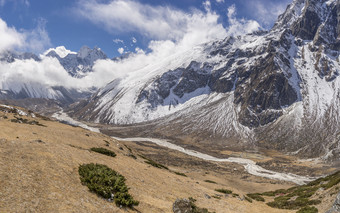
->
[70, 0, 340, 161]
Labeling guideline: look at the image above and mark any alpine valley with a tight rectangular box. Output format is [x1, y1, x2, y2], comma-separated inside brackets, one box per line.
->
[1, 0, 340, 212]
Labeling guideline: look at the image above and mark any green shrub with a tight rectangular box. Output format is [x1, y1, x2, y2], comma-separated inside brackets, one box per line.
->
[296, 206, 318, 213]
[78, 163, 138, 207]
[90, 147, 116, 157]
[247, 193, 265, 202]
[145, 159, 168, 170]
[215, 189, 232, 194]
[254, 170, 340, 211]
[204, 180, 217, 184]
[138, 155, 169, 170]
[262, 189, 288, 196]
[188, 197, 214, 213]
[267, 198, 321, 210]
[10, 117, 46, 127]
[245, 196, 253, 203]
[174, 171, 187, 177]
[212, 195, 221, 200]
[232, 193, 239, 198]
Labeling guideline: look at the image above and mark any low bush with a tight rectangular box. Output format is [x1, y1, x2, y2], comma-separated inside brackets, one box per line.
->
[10, 117, 46, 127]
[247, 193, 265, 202]
[232, 193, 239, 198]
[78, 163, 139, 207]
[244, 196, 253, 203]
[212, 195, 221, 200]
[267, 197, 321, 210]
[215, 189, 232, 194]
[90, 147, 116, 157]
[174, 171, 187, 177]
[139, 154, 169, 170]
[145, 159, 169, 170]
[296, 206, 318, 213]
[204, 180, 217, 184]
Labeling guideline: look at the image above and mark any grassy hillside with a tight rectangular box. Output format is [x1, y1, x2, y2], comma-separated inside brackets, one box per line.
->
[0, 105, 338, 212]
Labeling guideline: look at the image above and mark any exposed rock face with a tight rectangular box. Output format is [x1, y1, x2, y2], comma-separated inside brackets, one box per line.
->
[326, 192, 340, 213]
[172, 199, 193, 213]
[291, 0, 322, 40]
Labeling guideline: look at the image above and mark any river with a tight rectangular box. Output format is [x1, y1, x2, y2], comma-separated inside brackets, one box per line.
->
[52, 111, 315, 185]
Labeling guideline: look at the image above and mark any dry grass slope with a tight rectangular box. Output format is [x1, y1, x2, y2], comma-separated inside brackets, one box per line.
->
[0, 106, 338, 213]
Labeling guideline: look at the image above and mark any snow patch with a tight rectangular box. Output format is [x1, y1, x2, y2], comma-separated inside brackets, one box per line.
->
[113, 136, 315, 185]
[44, 46, 76, 58]
[52, 111, 100, 133]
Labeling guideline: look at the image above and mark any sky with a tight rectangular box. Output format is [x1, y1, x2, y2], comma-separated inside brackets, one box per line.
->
[0, 0, 292, 58]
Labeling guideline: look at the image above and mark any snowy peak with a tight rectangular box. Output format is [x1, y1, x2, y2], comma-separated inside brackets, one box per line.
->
[45, 46, 107, 78]
[77, 46, 107, 61]
[77, 46, 92, 58]
[273, 0, 305, 30]
[274, 0, 340, 46]
[44, 46, 76, 58]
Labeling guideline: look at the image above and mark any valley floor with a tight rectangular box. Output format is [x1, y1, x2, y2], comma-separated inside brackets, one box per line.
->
[0, 107, 338, 212]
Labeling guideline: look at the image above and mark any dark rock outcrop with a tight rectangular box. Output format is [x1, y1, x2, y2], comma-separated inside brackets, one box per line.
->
[326, 192, 340, 213]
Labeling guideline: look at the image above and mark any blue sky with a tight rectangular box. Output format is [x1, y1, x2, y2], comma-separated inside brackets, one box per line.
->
[0, 0, 291, 57]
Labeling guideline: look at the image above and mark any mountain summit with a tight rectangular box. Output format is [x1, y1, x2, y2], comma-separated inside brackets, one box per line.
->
[46, 46, 107, 78]
[70, 0, 340, 161]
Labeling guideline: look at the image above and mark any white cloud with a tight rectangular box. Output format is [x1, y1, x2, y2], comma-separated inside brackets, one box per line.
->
[203, 0, 211, 12]
[242, 0, 290, 28]
[113, 38, 124, 44]
[0, 56, 117, 91]
[0, 17, 51, 54]
[117, 47, 124, 54]
[0, 0, 30, 7]
[75, 0, 226, 41]
[43, 46, 76, 58]
[0, 57, 78, 92]
[132, 37, 137, 43]
[21, 18, 52, 53]
[216, 0, 224, 3]
[226, 5, 260, 36]
[0, 18, 24, 53]
[0, 1, 262, 96]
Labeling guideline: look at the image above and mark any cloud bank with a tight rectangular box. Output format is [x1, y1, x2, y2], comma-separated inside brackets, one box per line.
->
[0, 18, 24, 53]
[75, 0, 231, 43]
[0, 0, 262, 97]
[0, 17, 51, 54]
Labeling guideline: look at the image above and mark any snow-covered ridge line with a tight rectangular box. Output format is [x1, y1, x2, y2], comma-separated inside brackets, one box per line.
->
[113, 136, 315, 185]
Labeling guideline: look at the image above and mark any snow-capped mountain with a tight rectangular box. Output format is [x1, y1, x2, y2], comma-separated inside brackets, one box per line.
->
[44, 46, 77, 58]
[0, 46, 106, 104]
[45, 46, 107, 78]
[70, 0, 340, 160]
